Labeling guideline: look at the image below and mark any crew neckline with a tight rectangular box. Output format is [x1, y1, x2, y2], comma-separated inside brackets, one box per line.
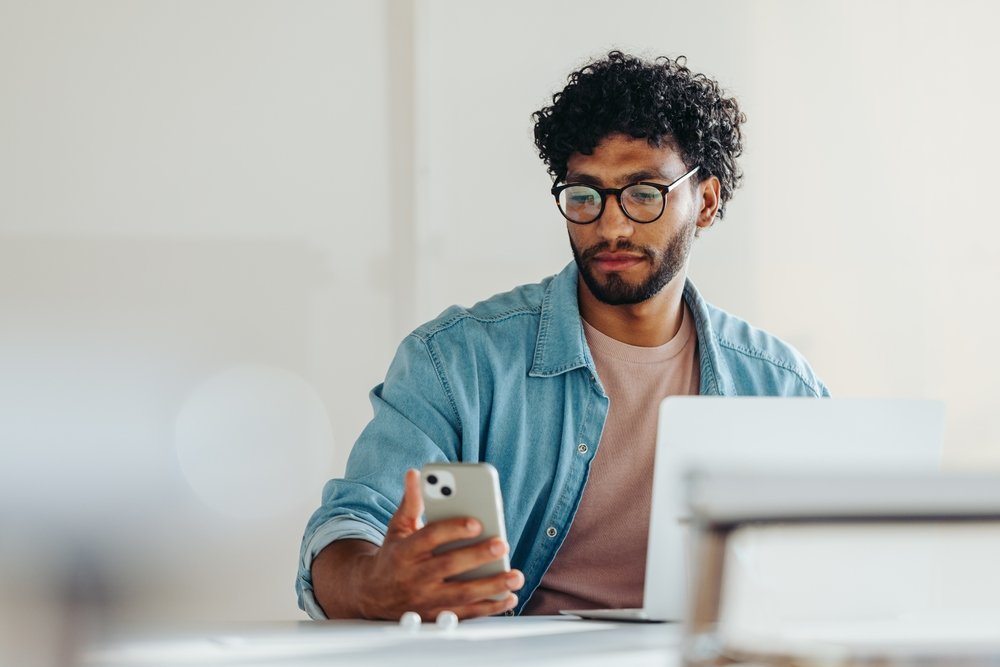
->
[581, 304, 694, 365]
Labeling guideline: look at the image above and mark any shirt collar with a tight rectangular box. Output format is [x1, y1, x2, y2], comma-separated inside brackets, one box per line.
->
[529, 263, 591, 378]
[682, 278, 731, 396]
[529, 261, 731, 395]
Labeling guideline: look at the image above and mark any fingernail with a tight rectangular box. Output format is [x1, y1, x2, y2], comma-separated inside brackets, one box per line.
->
[465, 519, 480, 533]
[489, 540, 506, 556]
[506, 572, 522, 587]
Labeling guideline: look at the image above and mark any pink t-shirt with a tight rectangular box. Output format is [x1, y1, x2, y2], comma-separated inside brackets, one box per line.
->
[524, 305, 700, 614]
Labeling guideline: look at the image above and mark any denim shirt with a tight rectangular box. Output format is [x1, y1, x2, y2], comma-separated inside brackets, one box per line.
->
[297, 262, 828, 618]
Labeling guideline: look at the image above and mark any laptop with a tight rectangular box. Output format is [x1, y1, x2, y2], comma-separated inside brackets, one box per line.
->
[561, 396, 945, 622]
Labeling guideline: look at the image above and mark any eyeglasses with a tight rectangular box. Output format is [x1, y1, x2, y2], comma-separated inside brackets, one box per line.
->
[551, 166, 700, 224]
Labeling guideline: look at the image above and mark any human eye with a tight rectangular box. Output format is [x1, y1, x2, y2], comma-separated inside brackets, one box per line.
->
[625, 185, 662, 206]
[562, 186, 600, 208]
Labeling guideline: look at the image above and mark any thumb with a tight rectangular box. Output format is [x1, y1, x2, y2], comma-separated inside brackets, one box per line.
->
[387, 469, 424, 540]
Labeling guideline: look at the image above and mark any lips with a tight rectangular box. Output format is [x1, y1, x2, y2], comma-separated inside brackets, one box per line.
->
[590, 253, 645, 272]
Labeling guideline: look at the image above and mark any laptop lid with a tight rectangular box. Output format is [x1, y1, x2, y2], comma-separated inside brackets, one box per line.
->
[642, 397, 945, 621]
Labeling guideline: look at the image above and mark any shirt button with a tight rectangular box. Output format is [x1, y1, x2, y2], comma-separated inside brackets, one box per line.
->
[546, 526, 558, 538]
[577, 443, 588, 454]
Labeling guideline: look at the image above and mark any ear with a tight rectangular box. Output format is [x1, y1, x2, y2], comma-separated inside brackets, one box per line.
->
[695, 175, 722, 230]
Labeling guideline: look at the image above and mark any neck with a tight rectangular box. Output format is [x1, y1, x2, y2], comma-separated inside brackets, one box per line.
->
[577, 272, 688, 347]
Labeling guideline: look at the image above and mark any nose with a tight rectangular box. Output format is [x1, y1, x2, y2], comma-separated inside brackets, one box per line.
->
[594, 193, 634, 241]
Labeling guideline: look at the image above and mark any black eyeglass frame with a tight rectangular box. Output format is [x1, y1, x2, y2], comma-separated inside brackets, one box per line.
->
[550, 166, 701, 224]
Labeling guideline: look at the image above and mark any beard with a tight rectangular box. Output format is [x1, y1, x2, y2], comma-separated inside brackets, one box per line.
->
[570, 219, 695, 306]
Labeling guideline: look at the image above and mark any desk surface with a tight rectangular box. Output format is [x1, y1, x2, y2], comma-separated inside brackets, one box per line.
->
[83, 616, 684, 667]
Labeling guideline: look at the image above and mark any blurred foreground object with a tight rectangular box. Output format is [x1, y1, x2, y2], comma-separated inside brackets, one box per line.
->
[683, 471, 1000, 667]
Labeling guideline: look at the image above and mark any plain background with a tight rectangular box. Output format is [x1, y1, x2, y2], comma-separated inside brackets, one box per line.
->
[2, 0, 999, 625]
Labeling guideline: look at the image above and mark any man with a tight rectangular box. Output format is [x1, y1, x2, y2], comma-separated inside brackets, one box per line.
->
[297, 51, 827, 621]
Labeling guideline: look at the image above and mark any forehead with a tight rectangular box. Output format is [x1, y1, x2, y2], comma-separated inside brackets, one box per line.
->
[565, 133, 685, 183]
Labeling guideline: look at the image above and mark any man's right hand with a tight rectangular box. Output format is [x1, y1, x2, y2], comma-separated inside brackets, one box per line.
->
[311, 469, 525, 621]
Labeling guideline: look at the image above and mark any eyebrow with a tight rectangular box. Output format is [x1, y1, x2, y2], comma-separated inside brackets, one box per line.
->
[564, 169, 673, 186]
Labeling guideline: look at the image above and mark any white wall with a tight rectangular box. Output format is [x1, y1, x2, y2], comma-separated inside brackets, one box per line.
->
[0, 0, 398, 625]
[1, 0, 998, 629]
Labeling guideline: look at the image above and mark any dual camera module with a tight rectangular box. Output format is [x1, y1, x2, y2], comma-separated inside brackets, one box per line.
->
[423, 469, 456, 500]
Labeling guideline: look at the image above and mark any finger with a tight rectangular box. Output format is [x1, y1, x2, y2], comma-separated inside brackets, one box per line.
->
[406, 517, 483, 556]
[425, 593, 518, 622]
[415, 537, 507, 580]
[419, 569, 524, 610]
[387, 469, 424, 538]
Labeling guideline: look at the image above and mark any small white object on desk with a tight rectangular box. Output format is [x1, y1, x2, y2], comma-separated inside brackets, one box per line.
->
[435, 610, 459, 631]
[398, 611, 421, 632]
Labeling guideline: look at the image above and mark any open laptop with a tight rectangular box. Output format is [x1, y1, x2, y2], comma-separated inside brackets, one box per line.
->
[561, 396, 945, 622]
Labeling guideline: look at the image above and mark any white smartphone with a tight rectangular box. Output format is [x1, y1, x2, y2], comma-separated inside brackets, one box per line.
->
[420, 462, 511, 597]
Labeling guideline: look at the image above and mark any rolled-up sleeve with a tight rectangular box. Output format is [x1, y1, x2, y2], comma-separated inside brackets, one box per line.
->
[296, 516, 385, 619]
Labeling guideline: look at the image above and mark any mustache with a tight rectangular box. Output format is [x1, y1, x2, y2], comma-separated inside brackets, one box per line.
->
[579, 240, 656, 263]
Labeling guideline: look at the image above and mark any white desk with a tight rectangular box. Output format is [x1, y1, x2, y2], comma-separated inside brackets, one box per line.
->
[83, 617, 684, 667]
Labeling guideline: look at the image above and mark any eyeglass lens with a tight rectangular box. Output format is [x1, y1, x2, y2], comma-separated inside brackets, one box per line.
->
[558, 184, 665, 223]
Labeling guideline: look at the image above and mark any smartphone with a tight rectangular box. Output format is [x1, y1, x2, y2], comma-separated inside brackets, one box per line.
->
[420, 462, 511, 597]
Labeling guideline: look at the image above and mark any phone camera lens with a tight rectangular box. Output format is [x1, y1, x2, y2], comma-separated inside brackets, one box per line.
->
[427, 474, 438, 485]
[441, 486, 452, 497]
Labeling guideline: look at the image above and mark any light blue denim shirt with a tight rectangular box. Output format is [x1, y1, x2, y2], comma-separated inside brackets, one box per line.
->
[297, 262, 828, 618]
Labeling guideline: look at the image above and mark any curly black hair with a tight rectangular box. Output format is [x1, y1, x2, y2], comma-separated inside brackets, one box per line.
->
[533, 51, 746, 220]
